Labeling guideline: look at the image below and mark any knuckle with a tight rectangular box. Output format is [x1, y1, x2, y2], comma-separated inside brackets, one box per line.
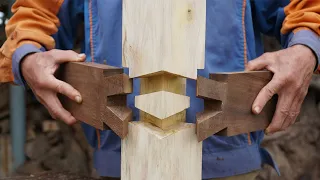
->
[284, 74, 292, 82]
[262, 52, 275, 62]
[49, 109, 59, 120]
[262, 52, 271, 58]
[279, 108, 290, 117]
[55, 82, 64, 94]
[289, 111, 300, 119]
[49, 49, 59, 54]
[264, 86, 276, 96]
[284, 75, 295, 84]
[247, 60, 255, 67]
[287, 71, 296, 79]
[247, 61, 253, 69]
[66, 50, 74, 54]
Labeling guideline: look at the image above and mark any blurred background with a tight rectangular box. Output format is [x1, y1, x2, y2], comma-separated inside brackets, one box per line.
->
[0, 1, 320, 180]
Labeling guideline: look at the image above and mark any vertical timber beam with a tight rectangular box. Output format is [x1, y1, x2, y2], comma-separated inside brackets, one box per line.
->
[121, 0, 206, 179]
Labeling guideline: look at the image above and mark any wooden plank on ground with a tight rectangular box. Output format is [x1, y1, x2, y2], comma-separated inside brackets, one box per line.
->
[196, 71, 277, 141]
[57, 62, 133, 138]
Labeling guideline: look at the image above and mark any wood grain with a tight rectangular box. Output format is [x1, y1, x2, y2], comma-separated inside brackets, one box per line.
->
[140, 73, 186, 95]
[121, 121, 202, 180]
[196, 71, 277, 141]
[122, 0, 206, 79]
[57, 62, 133, 138]
[122, 1, 206, 178]
[141, 110, 186, 130]
[135, 91, 190, 120]
[139, 73, 187, 129]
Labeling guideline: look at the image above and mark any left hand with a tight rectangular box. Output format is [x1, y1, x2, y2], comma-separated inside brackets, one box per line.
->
[246, 45, 316, 134]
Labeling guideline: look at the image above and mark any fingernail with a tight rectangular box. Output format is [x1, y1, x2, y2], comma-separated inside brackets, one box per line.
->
[75, 95, 82, 103]
[265, 128, 272, 135]
[254, 106, 261, 114]
[78, 53, 86, 60]
[67, 118, 77, 125]
[71, 118, 77, 124]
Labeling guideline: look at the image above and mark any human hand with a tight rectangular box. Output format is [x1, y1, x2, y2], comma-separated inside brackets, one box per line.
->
[246, 45, 316, 134]
[21, 49, 86, 124]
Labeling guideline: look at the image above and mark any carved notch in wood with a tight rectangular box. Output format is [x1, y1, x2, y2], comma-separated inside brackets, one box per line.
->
[58, 62, 133, 139]
[196, 71, 277, 141]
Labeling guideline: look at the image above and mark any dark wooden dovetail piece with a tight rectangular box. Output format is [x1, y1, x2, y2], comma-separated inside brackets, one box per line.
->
[57, 62, 133, 139]
[196, 71, 276, 141]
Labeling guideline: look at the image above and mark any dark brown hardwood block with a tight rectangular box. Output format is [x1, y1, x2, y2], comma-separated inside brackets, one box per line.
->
[196, 71, 277, 141]
[58, 62, 133, 138]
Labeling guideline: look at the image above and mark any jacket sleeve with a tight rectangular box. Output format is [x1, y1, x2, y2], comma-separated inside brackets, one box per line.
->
[252, 0, 320, 72]
[282, 0, 320, 72]
[0, 0, 64, 83]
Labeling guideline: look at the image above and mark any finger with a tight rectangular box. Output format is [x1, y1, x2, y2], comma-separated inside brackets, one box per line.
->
[246, 53, 272, 71]
[280, 109, 297, 131]
[45, 93, 77, 125]
[252, 76, 283, 114]
[281, 92, 303, 130]
[46, 76, 82, 103]
[284, 87, 308, 128]
[266, 92, 295, 134]
[49, 49, 86, 63]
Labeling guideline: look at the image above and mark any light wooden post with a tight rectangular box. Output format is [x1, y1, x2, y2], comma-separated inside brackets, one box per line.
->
[122, 0, 206, 179]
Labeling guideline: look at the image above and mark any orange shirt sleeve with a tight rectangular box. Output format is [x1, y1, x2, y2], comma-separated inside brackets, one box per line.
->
[0, 0, 64, 83]
[282, 0, 320, 35]
[282, 0, 320, 72]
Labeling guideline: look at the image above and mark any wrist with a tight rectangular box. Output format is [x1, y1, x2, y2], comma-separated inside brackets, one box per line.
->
[291, 44, 317, 69]
[287, 30, 320, 72]
[21, 53, 37, 79]
[12, 44, 43, 87]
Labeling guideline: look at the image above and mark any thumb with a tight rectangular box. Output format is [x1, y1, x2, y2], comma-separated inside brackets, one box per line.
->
[48, 49, 86, 64]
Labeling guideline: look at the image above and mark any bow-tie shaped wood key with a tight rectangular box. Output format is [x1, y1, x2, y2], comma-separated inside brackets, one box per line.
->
[57, 62, 133, 139]
[196, 71, 277, 141]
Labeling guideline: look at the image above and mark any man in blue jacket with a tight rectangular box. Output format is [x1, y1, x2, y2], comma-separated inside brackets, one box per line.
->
[3, 0, 320, 179]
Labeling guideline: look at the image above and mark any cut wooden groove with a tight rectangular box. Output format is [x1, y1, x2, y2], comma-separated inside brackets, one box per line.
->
[135, 91, 190, 120]
[140, 73, 186, 95]
[140, 110, 186, 130]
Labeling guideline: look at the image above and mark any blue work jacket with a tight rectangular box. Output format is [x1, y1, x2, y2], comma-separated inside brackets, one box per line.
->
[12, 0, 320, 179]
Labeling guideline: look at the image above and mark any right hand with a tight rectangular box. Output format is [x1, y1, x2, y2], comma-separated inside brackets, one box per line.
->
[21, 49, 86, 124]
